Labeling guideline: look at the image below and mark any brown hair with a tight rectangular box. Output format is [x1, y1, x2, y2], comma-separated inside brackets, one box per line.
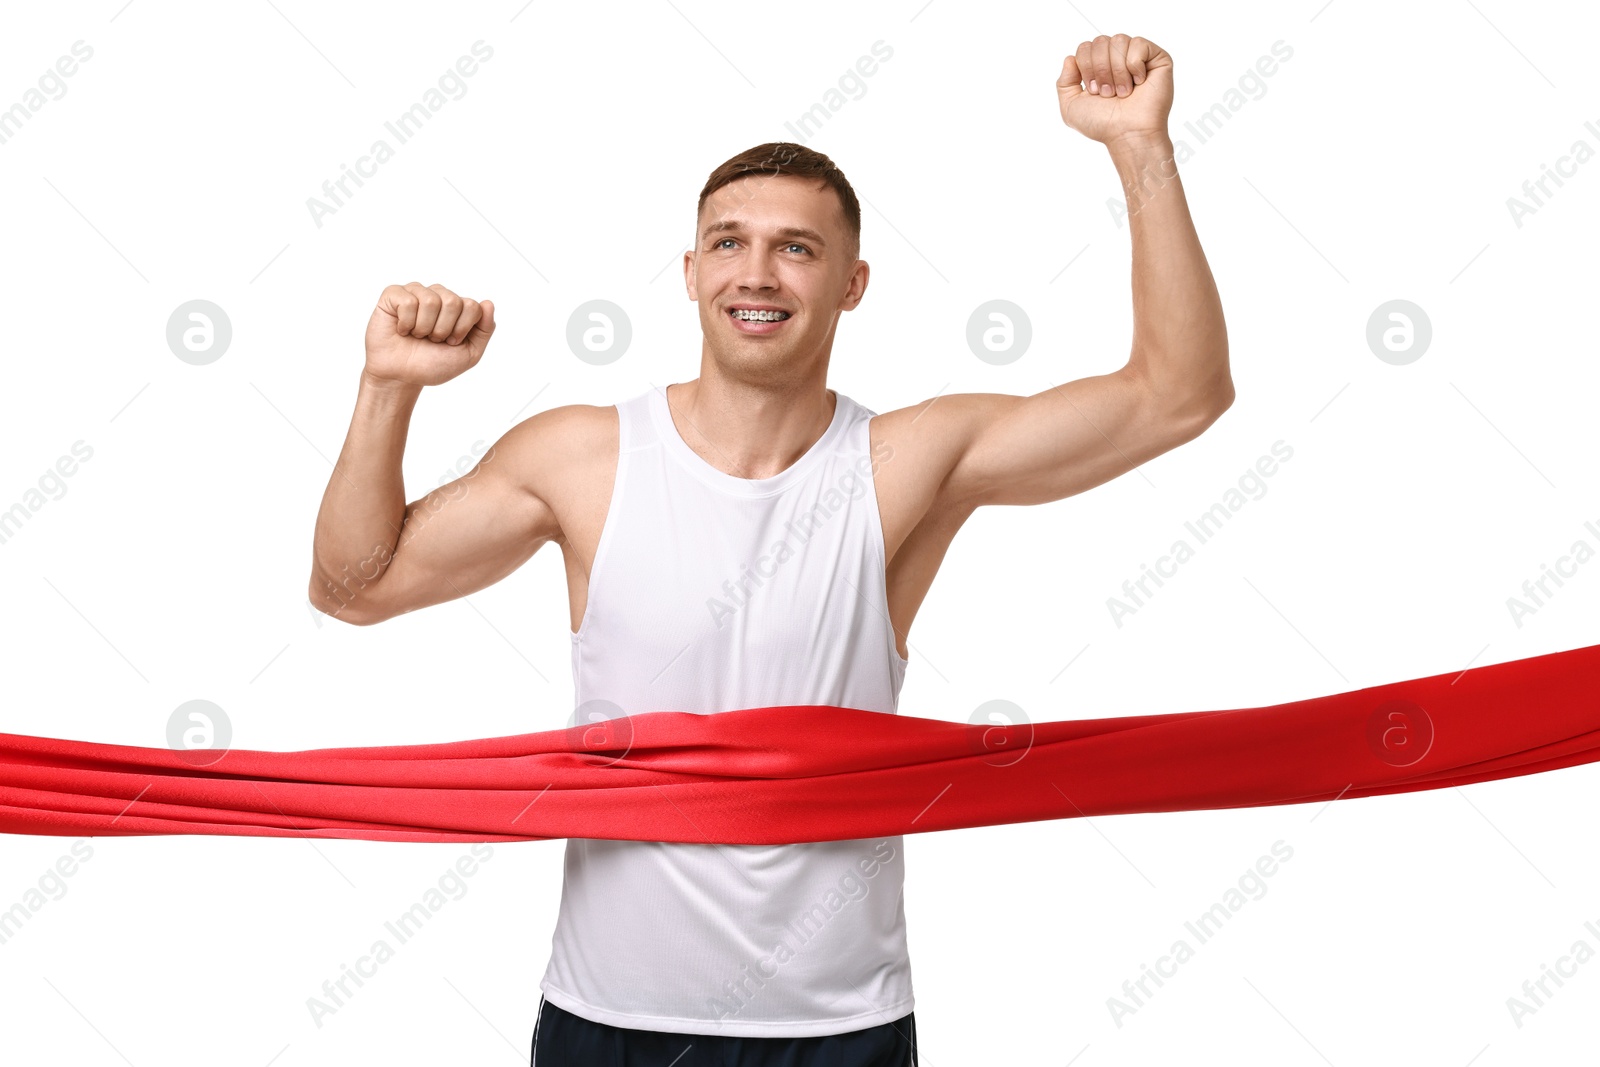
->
[696, 142, 861, 260]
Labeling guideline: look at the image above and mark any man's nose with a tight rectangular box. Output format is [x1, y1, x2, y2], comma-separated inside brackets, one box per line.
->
[734, 248, 781, 290]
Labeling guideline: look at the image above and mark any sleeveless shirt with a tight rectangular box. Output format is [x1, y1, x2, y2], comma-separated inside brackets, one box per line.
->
[537, 383, 914, 1038]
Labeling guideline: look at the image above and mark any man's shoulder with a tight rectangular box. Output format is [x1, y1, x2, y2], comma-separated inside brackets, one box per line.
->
[514, 400, 620, 447]
[486, 401, 620, 497]
[550, 399, 621, 435]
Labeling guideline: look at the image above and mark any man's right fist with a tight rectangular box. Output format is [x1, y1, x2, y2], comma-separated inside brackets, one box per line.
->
[363, 282, 496, 388]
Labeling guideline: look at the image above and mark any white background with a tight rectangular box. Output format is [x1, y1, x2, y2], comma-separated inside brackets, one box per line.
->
[2, 1, 1597, 1064]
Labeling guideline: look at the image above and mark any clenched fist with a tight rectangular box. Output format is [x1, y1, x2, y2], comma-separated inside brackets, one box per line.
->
[1056, 35, 1173, 147]
[364, 282, 496, 388]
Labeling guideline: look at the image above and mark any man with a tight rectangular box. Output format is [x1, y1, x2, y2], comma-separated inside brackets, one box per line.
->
[308, 33, 1229, 1067]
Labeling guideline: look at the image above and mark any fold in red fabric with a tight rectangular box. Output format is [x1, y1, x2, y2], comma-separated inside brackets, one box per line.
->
[2, 641, 1597, 845]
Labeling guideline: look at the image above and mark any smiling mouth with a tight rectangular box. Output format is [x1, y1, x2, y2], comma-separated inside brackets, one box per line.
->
[728, 309, 791, 322]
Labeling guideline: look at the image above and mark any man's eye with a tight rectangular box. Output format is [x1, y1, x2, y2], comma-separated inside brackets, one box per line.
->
[712, 239, 809, 253]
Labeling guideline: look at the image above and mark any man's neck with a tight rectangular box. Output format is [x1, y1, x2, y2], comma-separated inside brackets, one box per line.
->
[663, 377, 837, 481]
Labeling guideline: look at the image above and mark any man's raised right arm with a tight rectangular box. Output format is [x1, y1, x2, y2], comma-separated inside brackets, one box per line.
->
[306, 282, 564, 626]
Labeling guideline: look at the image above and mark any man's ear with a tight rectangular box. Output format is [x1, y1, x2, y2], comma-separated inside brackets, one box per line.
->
[683, 249, 698, 301]
[839, 258, 869, 311]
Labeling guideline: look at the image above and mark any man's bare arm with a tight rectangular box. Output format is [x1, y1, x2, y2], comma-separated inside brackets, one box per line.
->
[880, 35, 1233, 513]
[307, 282, 563, 626]
[307, 384, 572, 625]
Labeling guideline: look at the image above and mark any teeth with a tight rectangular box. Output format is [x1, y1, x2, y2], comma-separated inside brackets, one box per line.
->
[732, 309, 789, 322]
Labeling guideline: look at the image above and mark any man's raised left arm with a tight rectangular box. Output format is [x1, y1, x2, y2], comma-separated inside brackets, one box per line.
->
[887, 34, 1232, 512]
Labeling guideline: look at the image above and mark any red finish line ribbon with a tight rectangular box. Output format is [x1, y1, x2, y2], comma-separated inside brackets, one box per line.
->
[2, 641, 1597, 845]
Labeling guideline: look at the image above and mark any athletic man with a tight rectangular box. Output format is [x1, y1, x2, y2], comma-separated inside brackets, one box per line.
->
[308, 34, 1229, 1066]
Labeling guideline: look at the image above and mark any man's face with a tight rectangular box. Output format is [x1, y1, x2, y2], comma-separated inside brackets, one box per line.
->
[685, 174, 867, 376]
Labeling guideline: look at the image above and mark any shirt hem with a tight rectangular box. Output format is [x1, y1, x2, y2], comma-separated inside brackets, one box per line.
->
[538, 980, 915, 1039]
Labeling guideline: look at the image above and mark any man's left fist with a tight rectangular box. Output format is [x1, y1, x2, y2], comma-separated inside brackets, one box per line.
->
[1057, 35, 1173, 147]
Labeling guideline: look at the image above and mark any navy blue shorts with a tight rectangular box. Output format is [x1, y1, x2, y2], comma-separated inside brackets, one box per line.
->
[531, 995, 919, 1067]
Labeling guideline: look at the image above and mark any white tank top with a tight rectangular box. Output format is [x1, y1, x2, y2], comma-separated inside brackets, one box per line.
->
[538, 383, 914, 1038]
